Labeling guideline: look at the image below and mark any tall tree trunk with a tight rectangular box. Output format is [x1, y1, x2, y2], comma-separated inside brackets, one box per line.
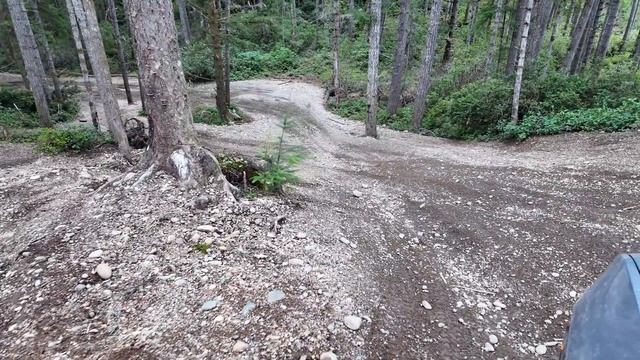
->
[6, 0, 50, 126]
[65, 0, 99, 129]
[594, 0, 620, 62]
[291, 0, 296, 44]
[511, 0, 533, 123]
[29, 0, 62, 101]
[578, 0, 604, 71]
[563, 0, 577, 35]
[633, 27, 640, 65]
[466, 0, 478, 44]
[545, 2, 561, 70]
[125, 0, 234, 192]
[72, 0, 131, 157]
[177, 0, 192, 45]
[564, 0, 598, 73]
[208, 0, 228, 122]
[525, 0, 554, 66]
[106, 0, 133, 104]
[486, 0, 506, 74]
[347, 0, 354, 37]
[619, 0, 639, 52]
[387, 0, 411, 115]
[365, 0, 382, 138]
[441, 0, 458, 69]
[497, 4, 510, 70]
[331, 0, 340, 95]
[412, 0, 443, 131]
[225, 0, 231, 106]
[507, 0, 527, 75]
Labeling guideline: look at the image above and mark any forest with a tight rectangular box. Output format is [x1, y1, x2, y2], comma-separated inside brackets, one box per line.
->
[0, 0, 639, 359]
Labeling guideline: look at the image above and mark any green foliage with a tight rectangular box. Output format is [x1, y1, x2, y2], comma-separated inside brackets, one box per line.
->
[193, 106, 227, 125]
[182, 41, 216, 82]
[251, 117, 302, 193]
[0, 87, 37, 112]
[233, 46, 300, 80]
[501, 99, 640, 140]
[36, 126, 113, 154]
[193, 243, 210, 254]
[0, 107, 40, 129]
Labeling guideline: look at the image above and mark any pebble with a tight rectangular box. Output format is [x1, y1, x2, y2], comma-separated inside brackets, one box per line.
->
[535, 344, 547, 355]
[569, 290, 577, 298]
[267, 289, 285, 304]
[88, 250, 103, 258]
[483, 343, 495, 352]
[30, 175, 41, 180]
[288, 258, 304, 266]
[343, 315, 362, 331]
[201, 297, 222, 311]
[493, 299, 506, 309]
[95, 263, 112, 280]
[197, 225, 216, 233]
[103, 289, 112, 298]
[241, 301, 256, 316]
[320, 352, 338, 360]
[232, 340, 249, 353]
[421, 301, 432, 310]
[352, 190, 362, 198]
[489, 334, 499, 344]
[295, 232, 307, 239]
[74, 284, 86, 292]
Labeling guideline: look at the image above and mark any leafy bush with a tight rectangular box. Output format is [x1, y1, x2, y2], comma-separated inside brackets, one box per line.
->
[501, 99, 640, 140]
[0, 107, 40, 129]
[0, 87, 36, 112]
[182, 41, 216, 82]
[233, 46, 300, 80]
[37, 126, 112, 154]
[252, 117, 302, 192]
[193, 106, 227, 125]
[330, 98, 367, 121]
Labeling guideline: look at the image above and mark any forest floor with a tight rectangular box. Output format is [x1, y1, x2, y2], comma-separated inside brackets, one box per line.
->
[1, 74, 640, 359]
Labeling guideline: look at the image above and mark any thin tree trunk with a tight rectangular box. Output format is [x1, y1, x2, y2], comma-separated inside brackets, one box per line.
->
[347, 0, 354, 36]
[6, 0, 50, 126]
[125, 0, 233, 191]
[563, 0, 577, 35]
[209, 0, 228, 122]
[544, 2, 561, 71]
[291, 0, 297, 44]
[619, 0, 639, 52]
[365, 0, 382, 138]
[578, 0, 604, 71]
[72, 0, 131, 157]
[564, 0, 598, 73]
[466, 0, 478, 44]
[511, 0, 533, 123]
[65, 0, 99, 129]
[486, 0, 506, 74]
[441, 0, 458, 69]
[633, 26, 640, 64]
[331, 0, 340, 95]
[106, 0, 133, 104]
[507, 0, 527, 75]
[225, 0, 231, 106]
[29, 0, 62, 101]
[595, 0, 620, 62]
[497, 4, 509, 70]
[177, 0, 192, 45]
[412, 0, 443, 131]
[387, 0, 411, 115]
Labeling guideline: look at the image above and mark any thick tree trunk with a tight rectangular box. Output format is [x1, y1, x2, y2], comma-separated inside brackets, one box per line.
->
[511, 0, 533, 123]
[564, 0, 598, 73]
[177, 0, 192, 45]
[65, 0, 99, 129]
[209, 0, 229, 122]
[525, 0, 554, 66]
[331, 0, 340, 95]
[6, 0, 50, 126]
[441, 0, 458, 70]
[106, 0, 133, 104]
[125, 0, 232, 191]
[595, 0, 620, 62]
[72, 0, 131, 157]
[620, 0, 639, 52]
[412, 0, 443, 131]
[486, 0, 506, 74]
[466, 0, 478, 44]
[365, 0, 382, 138]
[30, 0, 62, 101]
[225, 0, 231, 106]
[387, 0, 411, 116]
[506, 0, 527, 75]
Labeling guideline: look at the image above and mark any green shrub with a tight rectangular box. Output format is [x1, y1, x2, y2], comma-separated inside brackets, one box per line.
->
[233, 50, 266, 80]
[193, 106, 227, 125]
[0, 107, 40, 129]
[501, 99, 640, 140]
[182, 41, 216, 82]
[36, 126, 112, 154]
[0, 87, 36, 113]
[233, 46, 300, 80]
[330, 98, 367, 121]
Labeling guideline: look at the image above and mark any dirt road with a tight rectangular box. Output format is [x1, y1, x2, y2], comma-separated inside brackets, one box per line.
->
[2, 75, 640, 359]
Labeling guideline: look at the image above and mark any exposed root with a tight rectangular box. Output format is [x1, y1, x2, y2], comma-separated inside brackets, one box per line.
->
[132, 164, 156, 188]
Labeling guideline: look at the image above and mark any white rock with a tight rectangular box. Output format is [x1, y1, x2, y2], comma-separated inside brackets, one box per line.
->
[88, 250, 103, 258]
[295, 232, 307, 239]
[30, 175, 41, 180]
[267, 289, 285, 304]
[489, 334, 499, 344]
[569, 290, 577, 298]
[95, 263, 112, 280]
[288, 258, 304, 266]
[352, 190, 363, 198]
[197, 225, 216, 233]
[535, 345, 547, 355]
[493, 299, 506, 309]
[343, 315, 362, 331]
[421, 301, 432, 310]
[232, 341, 249, 353]
[483, 343, 495, 352]
[320, 351, 338, 360]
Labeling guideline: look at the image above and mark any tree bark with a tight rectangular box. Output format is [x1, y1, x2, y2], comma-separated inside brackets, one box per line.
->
[544, 2, 561, 70]
[525, 0, 554, 66]
[441, 0, 458, 70]
[563, 0, 598, 74]
[6, 0, 51, 126]
[563, 0, 577, 35]
[619, 0, 639, 52]
[65, 0, 99, 129]
[466, 0, 478, 44]
[125, 0, 233, 191]
[365, 0, 382, 138]
[577, 0, 604, 71]
[511, 0, 533, 123]
[29, 0, 62, 101]
[387, 0, 411, 115]
[72, 0, 131, 157]
[595, 0, 620, 62]
[106, 0, 134, 104]
[208, 0, 229, 122]
[331, 0, 341, 95]
[347, 0, 354, 36]
[412, 0, 443, 131]
[225, 0, 231, 106]
[506, 0, 527, 75]
[177, 0, 192, 45]
[486, 0, 506, 74]
[633, 26, 640, 65]
[291, 0, 297, 44]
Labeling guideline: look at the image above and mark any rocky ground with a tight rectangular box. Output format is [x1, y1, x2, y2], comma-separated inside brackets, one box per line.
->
[1, 75, 639, 359]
